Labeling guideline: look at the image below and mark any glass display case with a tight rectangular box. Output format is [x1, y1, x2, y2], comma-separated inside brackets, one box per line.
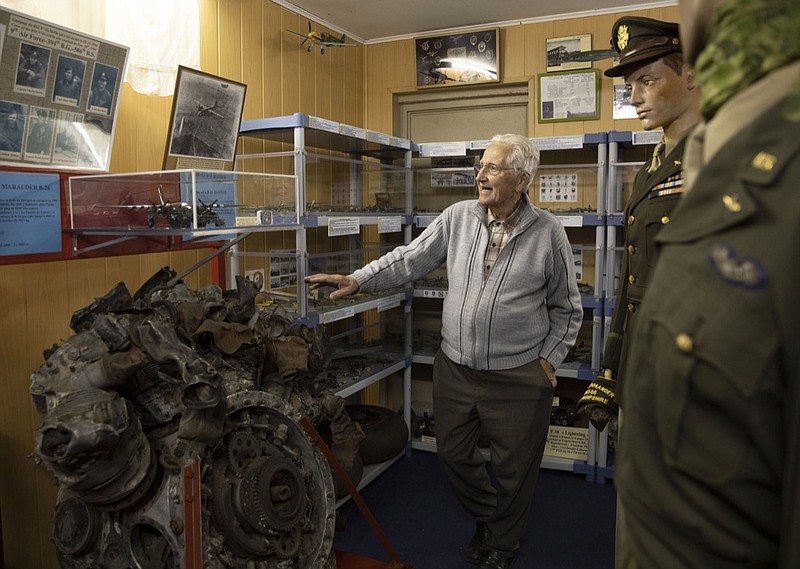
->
[68, 169, 297, 234]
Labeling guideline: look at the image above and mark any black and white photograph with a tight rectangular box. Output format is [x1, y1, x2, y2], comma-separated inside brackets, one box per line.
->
[14, 42, 50, 94]
[23, 105, 56, 161]
[164, 65, 247, 170]
[52, 55, 86, 105]
[0, 7, 129, 171]
[545, 34, 592, 72]
[52, 110, 83, 165]
[0, 100, 26, 156]
[612, 76, 637, 120]
[87, 62, 119, 115]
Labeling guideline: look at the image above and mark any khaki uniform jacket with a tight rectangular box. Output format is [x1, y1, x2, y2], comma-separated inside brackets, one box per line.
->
[617, 81, 800, 568]
[602, 137, 688, 398]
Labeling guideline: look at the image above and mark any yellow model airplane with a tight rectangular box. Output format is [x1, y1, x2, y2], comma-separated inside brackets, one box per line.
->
[287, 21, 357, 54]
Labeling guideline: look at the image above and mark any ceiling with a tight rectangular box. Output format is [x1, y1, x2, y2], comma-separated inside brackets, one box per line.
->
[273, 0, 676, 43]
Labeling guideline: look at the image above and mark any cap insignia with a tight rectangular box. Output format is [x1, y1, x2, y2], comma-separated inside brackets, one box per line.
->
[617, 25, 629, 50]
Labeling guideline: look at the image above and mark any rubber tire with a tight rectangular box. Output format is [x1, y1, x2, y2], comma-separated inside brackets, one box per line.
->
[345, 404, 409, 465]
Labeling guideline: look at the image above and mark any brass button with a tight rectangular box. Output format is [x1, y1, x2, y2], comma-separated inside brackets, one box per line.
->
[675, 333, 693, 353]
[661, 215, 670, 224]
[628, 274, 636, 285]
[627, 244, 636, 255]
[627, 303, 636, 313]
[722, 195, 742, 213]
[627, 215, 635, 225]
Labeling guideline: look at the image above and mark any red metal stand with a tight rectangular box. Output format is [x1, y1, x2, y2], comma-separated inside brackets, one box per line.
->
[183, 461, 203, 569]
[299, 417, 414, 569]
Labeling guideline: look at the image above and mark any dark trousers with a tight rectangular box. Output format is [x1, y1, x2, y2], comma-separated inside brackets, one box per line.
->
[432, 350, 554, 554]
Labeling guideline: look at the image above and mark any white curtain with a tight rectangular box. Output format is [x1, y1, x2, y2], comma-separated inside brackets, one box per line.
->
[0, 0, 200, 96]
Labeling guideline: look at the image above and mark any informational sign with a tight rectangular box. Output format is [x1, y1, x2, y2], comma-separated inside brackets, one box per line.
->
[378, 216, 402, 234]
[544, 425, 589, 460]
[538, 69, 600, 123]
[0, 171, 61, 255]
[0, 7, 129, 172]
[328, 216, 360, 237]
[180, 170, 237, 227]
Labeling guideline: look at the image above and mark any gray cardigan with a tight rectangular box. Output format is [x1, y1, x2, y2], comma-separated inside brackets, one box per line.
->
[353, 195, 582, 371]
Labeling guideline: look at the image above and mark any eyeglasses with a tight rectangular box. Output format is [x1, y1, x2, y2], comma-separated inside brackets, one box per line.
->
[474, 162, 519, 175]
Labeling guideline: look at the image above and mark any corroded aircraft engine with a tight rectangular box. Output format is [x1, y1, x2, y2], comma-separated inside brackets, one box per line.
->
[30, 267, 355, 569]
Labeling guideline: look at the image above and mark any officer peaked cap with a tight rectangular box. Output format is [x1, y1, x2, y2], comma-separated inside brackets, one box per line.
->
[604, 16, 681, 77]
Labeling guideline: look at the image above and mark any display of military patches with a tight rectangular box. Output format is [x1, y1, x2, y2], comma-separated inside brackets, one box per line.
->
[539, 172, 578, 202]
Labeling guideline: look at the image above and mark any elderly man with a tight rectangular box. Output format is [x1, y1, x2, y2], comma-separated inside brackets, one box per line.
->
[307, 133, 582, 569]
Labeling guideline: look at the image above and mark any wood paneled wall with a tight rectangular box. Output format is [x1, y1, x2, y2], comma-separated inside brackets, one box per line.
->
[0, 3, 676, 568]
[365, 6, 679, 138]
[0, 2, 364, 567]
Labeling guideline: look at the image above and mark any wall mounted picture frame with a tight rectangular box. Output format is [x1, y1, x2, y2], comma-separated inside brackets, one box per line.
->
[163, 65, 246, 171]
[538, 69, 600, 123]
[0, 6, 129, 172]
[545, 33, 593, 72]
[415, 28, 499, 89]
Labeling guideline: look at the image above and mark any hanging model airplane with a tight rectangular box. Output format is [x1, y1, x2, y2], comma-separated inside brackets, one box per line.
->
[287, 21, 357, 54]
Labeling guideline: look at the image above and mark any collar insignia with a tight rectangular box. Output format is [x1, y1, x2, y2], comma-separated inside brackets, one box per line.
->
[709, 243, 767, 290]
[752, 151, 777, 171]
[617, 25, 629, 51]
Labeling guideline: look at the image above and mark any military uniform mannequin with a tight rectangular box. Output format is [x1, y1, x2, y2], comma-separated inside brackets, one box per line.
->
[617, 0, 800, 567]
[578, 16, 701, 433]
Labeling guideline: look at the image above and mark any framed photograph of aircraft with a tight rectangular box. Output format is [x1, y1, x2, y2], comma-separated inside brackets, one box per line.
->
[545, 34, 593, 73]
[415, 28, 499, 89]
[163, 66, 247, 171]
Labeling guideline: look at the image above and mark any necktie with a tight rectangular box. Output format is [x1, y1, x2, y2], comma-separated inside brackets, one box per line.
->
[647, 139, 665, 174]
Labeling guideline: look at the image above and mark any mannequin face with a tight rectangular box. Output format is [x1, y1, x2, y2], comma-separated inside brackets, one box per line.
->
[679, 0, 726, 64]
[624, 58, 697, 136]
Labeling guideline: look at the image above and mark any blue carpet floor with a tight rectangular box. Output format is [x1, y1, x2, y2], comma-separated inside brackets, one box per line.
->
[333, 450, 617, 569]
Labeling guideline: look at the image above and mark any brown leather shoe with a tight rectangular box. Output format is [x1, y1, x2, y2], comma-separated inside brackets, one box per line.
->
[466, 521, 491, 564]
[479, 547, 515, 569]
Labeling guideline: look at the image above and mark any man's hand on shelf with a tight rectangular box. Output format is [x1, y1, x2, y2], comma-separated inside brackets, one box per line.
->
[305, 273, 359, 301]
[576, 372, 619, 431]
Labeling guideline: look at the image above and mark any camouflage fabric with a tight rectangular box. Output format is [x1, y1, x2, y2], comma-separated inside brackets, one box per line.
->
[697, 0, 800, 119]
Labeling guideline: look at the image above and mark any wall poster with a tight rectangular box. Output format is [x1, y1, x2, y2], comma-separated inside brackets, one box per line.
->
[538, 69, 600, 123]
[0, 7, 129, 172]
